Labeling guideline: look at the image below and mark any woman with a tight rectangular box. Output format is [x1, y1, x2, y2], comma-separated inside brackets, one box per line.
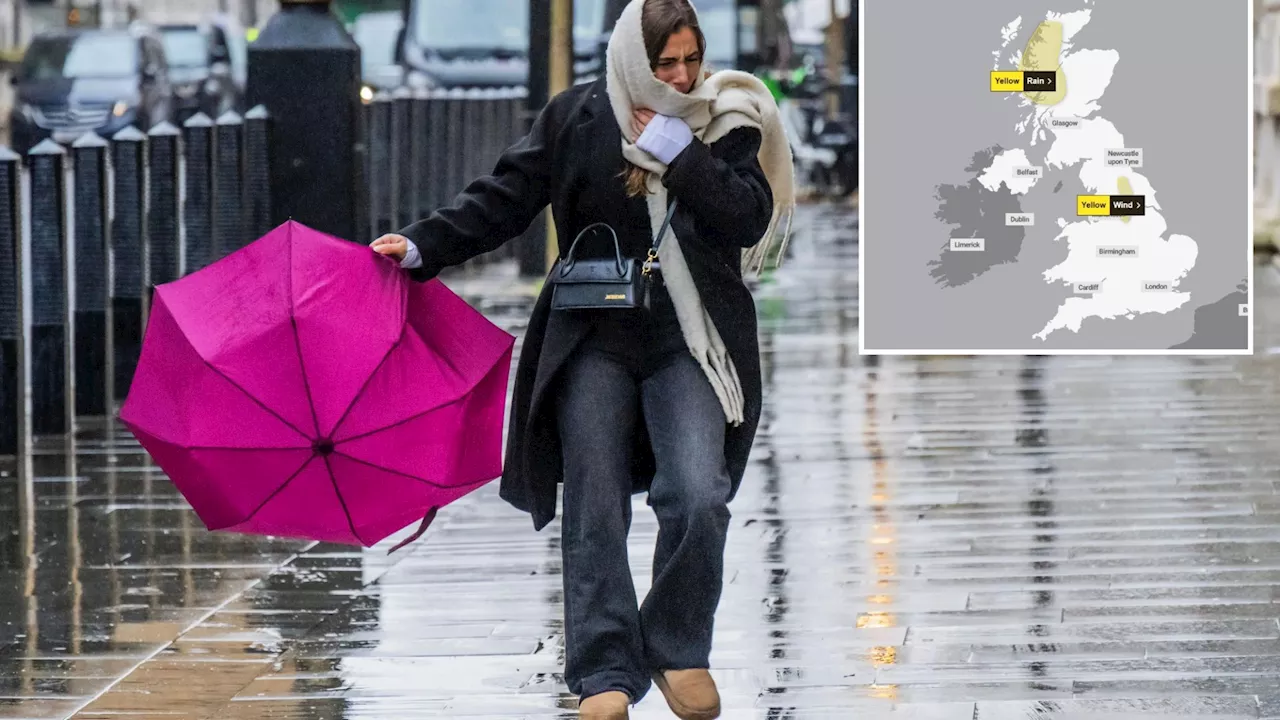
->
[371, 1, 792, 718]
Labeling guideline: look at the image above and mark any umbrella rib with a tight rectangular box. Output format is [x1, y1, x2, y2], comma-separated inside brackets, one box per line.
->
[191, 357, 313, 443]
[333, 392, 468, 446]
[322, 454, 369, 546]
[287, 226, 323, 439]
[333, 449, 493, 491]
[324, 327, 405, 440]
[234, 453, 318, 528]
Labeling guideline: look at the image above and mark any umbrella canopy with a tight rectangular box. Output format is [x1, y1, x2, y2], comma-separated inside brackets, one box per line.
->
[120, 221, 514, 547]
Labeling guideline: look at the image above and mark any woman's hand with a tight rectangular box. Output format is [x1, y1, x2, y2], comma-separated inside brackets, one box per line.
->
[634, 112, 694, 165]
[370, 234, 409, 262]
[631, 108, 657, 142]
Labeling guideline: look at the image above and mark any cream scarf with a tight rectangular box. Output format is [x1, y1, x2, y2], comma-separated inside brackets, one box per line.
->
[605, 0, 795, 426]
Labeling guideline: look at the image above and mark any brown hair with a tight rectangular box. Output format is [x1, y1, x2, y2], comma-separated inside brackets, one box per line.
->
[622, 0, 706, 197]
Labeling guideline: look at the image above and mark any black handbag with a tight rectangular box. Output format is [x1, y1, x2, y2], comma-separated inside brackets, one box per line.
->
[550, 201, 678, 312]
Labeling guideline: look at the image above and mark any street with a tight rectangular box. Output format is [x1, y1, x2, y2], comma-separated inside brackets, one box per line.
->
[5, 202, 1280, 719]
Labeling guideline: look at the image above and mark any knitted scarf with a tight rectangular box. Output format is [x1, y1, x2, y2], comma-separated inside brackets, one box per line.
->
[605, 0, 795, 426]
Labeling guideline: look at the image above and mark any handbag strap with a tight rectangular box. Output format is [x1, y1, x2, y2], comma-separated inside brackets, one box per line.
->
[643, 200, 678, 276]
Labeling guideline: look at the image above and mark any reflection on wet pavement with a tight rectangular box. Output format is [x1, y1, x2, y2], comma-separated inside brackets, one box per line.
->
[5, 203, 1280, 718]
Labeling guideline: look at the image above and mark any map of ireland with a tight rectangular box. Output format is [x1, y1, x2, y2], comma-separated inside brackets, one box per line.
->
[860, 0, 1250, 353]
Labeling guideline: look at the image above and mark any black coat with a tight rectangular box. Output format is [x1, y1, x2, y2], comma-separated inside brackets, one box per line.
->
[397, 78, 774, 531]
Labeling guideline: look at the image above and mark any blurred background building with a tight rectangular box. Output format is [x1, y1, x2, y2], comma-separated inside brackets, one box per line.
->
[1257, 0, 1280, 255]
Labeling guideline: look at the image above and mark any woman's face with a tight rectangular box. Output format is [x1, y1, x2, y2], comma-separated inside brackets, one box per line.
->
[653, 26, 702, 94]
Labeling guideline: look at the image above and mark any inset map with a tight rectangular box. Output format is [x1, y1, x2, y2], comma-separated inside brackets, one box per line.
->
[860, 0, 1250, 353]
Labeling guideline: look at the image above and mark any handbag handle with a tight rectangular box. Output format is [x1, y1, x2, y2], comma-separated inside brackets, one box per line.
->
[643, 200, 679, 276]
[561, 222, 626, 277]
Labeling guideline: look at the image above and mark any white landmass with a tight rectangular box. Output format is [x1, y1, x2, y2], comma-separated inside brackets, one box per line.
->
[1043, 49, 1118, 120]
[978, 148, 1040, 194]
[1047, 9, 1092, 46]
[1033, 211, 1198, 340]
[995, 17, 1022, 68]
[1044, 117, 1122, 169]
[1002, 7, 1202, 342]
[1001, 17, 1023, 44]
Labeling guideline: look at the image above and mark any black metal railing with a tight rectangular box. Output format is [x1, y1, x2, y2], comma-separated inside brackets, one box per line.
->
[362, 86, 529, 265]
[0, 87, 535, 451]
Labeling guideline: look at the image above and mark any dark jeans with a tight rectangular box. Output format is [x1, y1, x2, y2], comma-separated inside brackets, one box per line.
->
[556, 344, 733, 703]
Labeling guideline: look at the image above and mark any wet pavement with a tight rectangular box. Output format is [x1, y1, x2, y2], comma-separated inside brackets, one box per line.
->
[6, 202, 1280, 718]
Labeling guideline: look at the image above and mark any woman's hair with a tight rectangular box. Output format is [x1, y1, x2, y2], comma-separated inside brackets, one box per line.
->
[622, 0, 706, 198]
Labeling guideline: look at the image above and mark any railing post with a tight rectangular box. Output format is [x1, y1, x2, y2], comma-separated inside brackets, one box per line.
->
[182, 113, 215, 274]
[462, 88, 483, 193]
[244, 105, 273, 242]
[71, 133, 110, 418]
[444, 88, 465, 217]
[392, 86, 411, 230]
[214, 111, 245, 258]
[368, 92, 392, 237]
[147, 122, 181, 292]
[426, 88, 448, 214]
[409, 87, 430, 225]
[26, 140, 72, 437]
[110, 126, 148, 407]
[362, 99, 374, 241]
[482, 88, 500, 178]
[0, 148, 21, 454]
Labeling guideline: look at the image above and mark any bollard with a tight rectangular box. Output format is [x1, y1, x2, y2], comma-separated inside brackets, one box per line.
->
[214, 111, 245, 258]
[246, 0, 364, 242]
[0, 148, 21, 454]
[426, 88, 448, 214]
[71, 133, 110, 418]
[147, 122, 181, 290]
[244, 105, 273, 242]
[409, 88, 430, 224]
[368, 92, 392, 237]
[110, 126, 148, 406]
[26, 140, 72, 437]
[182, 113, 215, 274]
[391, 86, 412, 230]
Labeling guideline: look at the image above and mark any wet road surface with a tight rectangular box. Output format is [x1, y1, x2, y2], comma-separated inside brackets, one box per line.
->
[6, 202, 1280, 718]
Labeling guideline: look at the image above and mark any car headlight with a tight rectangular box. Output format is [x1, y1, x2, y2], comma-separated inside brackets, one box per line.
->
[360, 85, 374, 104]
[112, 101, 130, 118]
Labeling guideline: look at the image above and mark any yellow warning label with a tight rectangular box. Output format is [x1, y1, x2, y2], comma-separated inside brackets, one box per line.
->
[1077, 195, 1111, 216]
[990, 71, 1024, 92]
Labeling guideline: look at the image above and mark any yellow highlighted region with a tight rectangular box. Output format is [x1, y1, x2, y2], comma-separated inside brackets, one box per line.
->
[1116, 177, 1134, 224]
[990, 71, 1024, 92]
[1019, 21, 1066, 106]
[1078, 195, 1110, 216]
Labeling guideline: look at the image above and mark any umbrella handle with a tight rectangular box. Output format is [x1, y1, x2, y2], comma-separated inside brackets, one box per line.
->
[387, 506, 440, 555]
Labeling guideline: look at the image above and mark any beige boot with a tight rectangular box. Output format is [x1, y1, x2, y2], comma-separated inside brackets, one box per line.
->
[578, 690, 630, 719]
[653, 669, 721, 720]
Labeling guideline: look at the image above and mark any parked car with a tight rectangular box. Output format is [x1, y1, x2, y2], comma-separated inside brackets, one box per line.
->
[206, 13, 248, 94]
[159, 24, 237, 123]
[400, 0, 607, 89]
[9, 27, 173, 155]
[351, 10, 404, 101]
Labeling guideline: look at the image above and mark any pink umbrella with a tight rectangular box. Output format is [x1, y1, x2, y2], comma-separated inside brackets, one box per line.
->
[120, 220, 514, 549]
